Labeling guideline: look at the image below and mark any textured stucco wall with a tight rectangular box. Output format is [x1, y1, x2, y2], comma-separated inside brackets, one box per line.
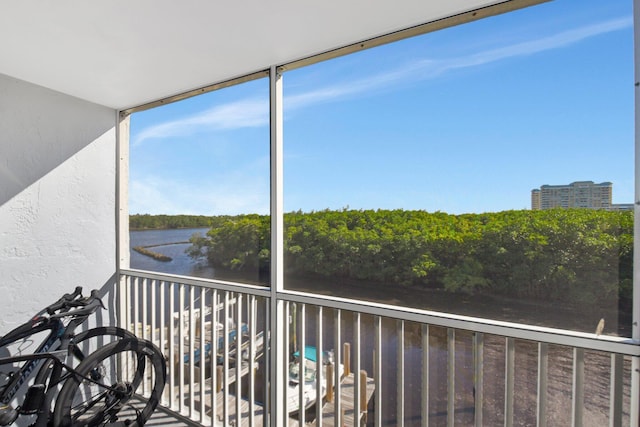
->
[0, 73, 117, 335]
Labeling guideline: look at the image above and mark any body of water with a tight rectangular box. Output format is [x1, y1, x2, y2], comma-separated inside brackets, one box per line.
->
[130, 228, 214, 278]
[129, 228, 631, 426]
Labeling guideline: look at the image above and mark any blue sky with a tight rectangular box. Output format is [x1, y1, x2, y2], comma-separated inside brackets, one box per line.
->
[129, 0, 634, 216]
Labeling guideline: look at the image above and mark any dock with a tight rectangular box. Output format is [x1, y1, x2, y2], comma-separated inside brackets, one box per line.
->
[134, 316, 375, 426]
[173, 352, 375, 426]
[179, 371, 375, 427]
[305, 371, 376, 427]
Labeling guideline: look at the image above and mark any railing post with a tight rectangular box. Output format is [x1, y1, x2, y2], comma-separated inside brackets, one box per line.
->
[447, 328, 455, 427]
[376, 316, 384, 427]
[398, 320, 405, 427]
[316, 306, 324, 426]
[178, 284, 185, 414]
[354, 313, 362, 427]
[327, 362, 335, 403]
[334, 310, 343, 427]
[505, 337, 514, 427]
[610, 353, 623, 427]
[299, 304, 306, 426]
[210, 289, 218, 427]
[474, 332, 484, 427]
[571, 348, 584, 427]
[188, 285, 195, 417]
[537, 342, 548, 427]
[169, 281, 176, 410]
[422, 324, 429, 427]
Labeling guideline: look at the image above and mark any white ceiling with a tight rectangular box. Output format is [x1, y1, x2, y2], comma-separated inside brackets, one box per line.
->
[1, 0, 511, 110]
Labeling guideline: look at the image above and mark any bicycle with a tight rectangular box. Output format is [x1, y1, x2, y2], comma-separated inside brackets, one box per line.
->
[52, 337, 166, 426]
[0, 287, 166, 426]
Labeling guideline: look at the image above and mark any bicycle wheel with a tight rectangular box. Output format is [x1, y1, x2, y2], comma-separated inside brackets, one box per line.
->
[52, 338, 166, 427]
[34, 326, 137, 387]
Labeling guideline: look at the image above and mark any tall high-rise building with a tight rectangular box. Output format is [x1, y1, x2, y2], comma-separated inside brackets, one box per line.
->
[531, 189, 541, 210]
[531, 181, 614, 210]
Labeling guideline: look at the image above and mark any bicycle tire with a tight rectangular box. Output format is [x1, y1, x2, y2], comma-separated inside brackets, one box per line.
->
[34, 326, 137, 387]
[52, 337, 166, 427]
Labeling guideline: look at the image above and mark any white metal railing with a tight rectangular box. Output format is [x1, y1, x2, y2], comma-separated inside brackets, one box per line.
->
[119, 270, 270, 426]
[118, 269, 640, 426]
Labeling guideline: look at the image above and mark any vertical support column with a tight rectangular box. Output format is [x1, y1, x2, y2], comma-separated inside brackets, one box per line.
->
[269, 64, 286, 427]
[116, 112, 130, 317]
[633, 2, 640, 425]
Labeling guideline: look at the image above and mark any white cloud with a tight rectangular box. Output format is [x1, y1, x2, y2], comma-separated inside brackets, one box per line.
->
[130, 170, 270, 216]
[287, 16, 632, 108]
[132, 98, 268, 146]
[132, 17, 630, 147]
[436, 16, 632, 72]
[129, 152, 270, 215]
[129, 16, 631, 215]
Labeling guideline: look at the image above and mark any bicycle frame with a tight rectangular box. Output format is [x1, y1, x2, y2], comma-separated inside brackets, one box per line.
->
[0, 313, 93, 426]
[0, 317, 66, 405]
[0, 348, 132, 427]
[0, 289, 142, 427]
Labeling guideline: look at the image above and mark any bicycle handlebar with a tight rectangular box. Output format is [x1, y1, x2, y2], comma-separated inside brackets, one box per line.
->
[45, 286, 83, 315]
[45, 288, 105, 319]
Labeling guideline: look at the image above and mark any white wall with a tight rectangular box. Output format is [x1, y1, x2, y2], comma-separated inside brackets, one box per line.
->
[0, 73, 117, 334]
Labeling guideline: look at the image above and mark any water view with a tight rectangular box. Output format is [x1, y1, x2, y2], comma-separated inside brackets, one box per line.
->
[125, 0, 636, 423]
[129, 228, 632, 426]
[130, 228, 212, 277]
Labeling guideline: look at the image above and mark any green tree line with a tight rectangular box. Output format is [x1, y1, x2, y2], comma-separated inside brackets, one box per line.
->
[130, 214, 217, 230]
[161, 209, 633, 307]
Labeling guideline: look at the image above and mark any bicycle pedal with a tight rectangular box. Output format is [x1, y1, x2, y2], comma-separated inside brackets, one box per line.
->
[19, 384, 45, 415]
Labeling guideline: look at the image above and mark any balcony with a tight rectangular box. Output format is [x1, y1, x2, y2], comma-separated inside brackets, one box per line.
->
[1, 1, 639, 426]
[117, 268, 639, 426]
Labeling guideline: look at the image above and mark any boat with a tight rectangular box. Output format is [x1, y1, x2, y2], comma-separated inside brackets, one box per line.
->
[172, 299, 251, 367]
[184, 323, 249, 365]
[182, 323, 249, 365]
[287, 346, 344, 415]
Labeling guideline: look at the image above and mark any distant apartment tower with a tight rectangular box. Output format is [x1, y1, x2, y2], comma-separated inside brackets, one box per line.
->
[531, 181, 612, 210]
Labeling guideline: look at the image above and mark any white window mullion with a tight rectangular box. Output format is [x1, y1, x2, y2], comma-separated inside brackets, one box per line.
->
[269, 65, 286, 427]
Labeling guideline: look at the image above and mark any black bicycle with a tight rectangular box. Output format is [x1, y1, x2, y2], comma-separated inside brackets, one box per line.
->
[0, 288, 166, 426]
